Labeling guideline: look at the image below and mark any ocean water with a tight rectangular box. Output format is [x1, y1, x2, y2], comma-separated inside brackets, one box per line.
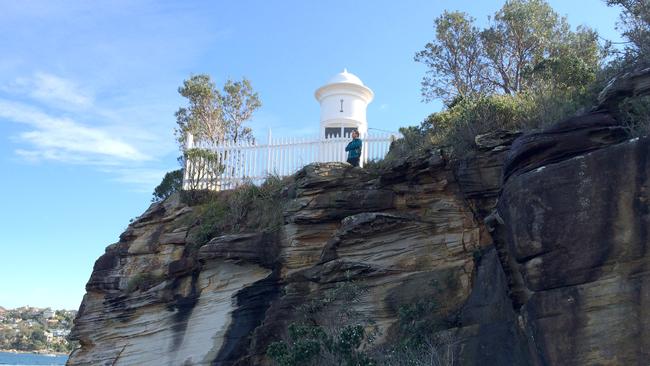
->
[0, 352, 67, 365]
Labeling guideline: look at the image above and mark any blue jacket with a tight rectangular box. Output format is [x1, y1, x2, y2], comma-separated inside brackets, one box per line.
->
[345, 138, 362, 159]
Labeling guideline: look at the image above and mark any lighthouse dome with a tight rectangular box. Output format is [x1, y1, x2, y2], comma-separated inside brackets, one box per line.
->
[326, 68, 364, 86]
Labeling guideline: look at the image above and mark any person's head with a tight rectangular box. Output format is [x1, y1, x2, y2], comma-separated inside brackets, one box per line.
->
[351, 130, 359, 139]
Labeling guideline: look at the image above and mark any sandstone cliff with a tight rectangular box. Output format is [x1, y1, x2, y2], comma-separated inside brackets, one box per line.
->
[68, 72, 650, 366]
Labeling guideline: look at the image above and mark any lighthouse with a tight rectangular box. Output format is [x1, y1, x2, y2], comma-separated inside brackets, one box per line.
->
[314, 69, 374, 139]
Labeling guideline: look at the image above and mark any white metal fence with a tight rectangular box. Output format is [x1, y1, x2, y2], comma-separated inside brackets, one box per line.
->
[182, 131, 397, 191]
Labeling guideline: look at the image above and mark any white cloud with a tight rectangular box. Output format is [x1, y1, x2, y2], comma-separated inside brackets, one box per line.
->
[31, 72, 92, 107]
[0, 100, 149, 163]
[11, 72, 93, 109]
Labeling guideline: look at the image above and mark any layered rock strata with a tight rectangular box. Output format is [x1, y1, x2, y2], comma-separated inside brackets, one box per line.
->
[68, 75, 650, 365]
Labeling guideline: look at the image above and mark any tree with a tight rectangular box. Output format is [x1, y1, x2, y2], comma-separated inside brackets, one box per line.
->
[606, 0, 650, 67]
[416, 0, 601, 101]
[174, 74, 261, 190]
[480, 0, 570, 94]
[221, 79, 262, 143]
[525, 25, 600, 93]
[175, 75, 223, 148]
[174, 74, 261, 149]
[151, 169, 183, 202]
[415, 11, 489, 103]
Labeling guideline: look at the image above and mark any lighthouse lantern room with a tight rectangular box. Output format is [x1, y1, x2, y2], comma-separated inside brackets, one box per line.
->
[314, 69, 374, 139]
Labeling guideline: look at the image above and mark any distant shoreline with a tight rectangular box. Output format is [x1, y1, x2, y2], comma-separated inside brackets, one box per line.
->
[0, 349, 69, 356]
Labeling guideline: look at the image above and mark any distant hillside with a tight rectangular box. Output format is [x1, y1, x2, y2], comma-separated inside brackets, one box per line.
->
[0, 306, 77, 354]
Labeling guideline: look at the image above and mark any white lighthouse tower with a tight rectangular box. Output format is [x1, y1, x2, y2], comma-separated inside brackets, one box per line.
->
[314, 69, 374, 139]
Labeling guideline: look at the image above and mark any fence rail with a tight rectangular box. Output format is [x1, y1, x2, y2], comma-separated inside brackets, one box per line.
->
[183, 132, 397, 191]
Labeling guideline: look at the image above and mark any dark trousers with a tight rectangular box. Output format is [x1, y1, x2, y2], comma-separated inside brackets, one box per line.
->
[347, 157, 360, 167]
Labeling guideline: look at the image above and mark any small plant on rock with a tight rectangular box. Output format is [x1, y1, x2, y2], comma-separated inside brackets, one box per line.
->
[267, 276, 378, 366]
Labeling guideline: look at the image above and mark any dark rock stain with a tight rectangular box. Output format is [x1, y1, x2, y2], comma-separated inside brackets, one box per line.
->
[168, 270, 200, 351]
[211, 270, 281, 366]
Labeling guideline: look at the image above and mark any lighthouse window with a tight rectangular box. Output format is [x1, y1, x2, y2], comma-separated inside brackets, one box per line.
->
[343, 127, 356, 137]
[325, 127, 341, 138]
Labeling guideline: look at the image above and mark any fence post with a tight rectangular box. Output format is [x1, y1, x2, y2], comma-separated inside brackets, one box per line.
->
[182, 132, 195, 190]
[267, 128, 272, 176]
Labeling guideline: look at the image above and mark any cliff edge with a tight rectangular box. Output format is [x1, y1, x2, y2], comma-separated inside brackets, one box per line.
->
[68, 72, 650, 366]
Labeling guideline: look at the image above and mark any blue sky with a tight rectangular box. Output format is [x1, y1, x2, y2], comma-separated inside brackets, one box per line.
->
[0, 0, 624, 310]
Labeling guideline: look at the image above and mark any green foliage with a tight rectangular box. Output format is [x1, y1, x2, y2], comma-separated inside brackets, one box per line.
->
[406, 89, 595, 157]
[175, 74, 222, 147]
[183, 148, 225, 191]
[152, 169, 183, 202]
[416, 0, 602, 103]
[0, 308, 78, 353]
[126, 272, 165, 293]
[375, 279, 459, 366]
[426, 94, 535, 154]
[362, 128, 434, 173]
[189, 174, 290, 247]
[29, 330, 46, 343]
[267, 278, 377, 366]
[414, 11, 487, 102]
[398, 298, 439, 348]
[267, 324, 326, 366]
[406, 0, 615, 158]
[389, 126, 434, 160]
[175, 74, 261, 149]
[617, 95, 650, 136]
[221, 78, 262, 142]
[606, 0, 650, 67]
[600, 1, 650, 136]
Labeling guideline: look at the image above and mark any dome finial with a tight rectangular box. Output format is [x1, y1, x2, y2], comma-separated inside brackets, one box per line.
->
[343, 68, 348, 73]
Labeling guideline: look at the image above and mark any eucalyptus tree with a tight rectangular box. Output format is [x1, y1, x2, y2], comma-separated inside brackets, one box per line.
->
[414, 11, 489, 104]
[174, 74, 261, 190]
[416, 0, 601, 101]
[606, 0, 650, 67]
[174, 74, 261, 149]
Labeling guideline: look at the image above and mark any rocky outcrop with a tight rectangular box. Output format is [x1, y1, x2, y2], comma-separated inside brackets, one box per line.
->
[496, 131, 650, 365]
[68, 196, 275, 366]
[68, 69, 650, 366]
[69, 146, 512, 365]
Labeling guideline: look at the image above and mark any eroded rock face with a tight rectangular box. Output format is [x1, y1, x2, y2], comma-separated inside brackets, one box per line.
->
[69, 108, 650, 366]
[69, 150, 510, 365]
[497, 134, 650, 365]
[67, 196, 275, 366]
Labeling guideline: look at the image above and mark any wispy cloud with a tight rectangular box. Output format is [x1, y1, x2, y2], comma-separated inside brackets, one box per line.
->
[0, 99, 149, 163]
[10, 72, 93, 109]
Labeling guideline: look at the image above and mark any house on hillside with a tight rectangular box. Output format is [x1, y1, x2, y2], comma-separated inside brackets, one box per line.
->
[42, 309, 55, 319]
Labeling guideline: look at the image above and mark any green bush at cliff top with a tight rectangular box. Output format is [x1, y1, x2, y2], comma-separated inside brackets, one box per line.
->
[190, 174, 290, 247]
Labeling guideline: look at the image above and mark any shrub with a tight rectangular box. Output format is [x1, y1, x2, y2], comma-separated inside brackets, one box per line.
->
[407, 88, 597, 157]
[617, 95, 650, 137]
[126, 272, 165, 293]
[189, 174, 291, 248]
[152, 169, 183, 202]
[183, 147, 224, 191]
[373, 276, 460, 366]
[397, 298, 440, 348]
[267, 276, 378, 366]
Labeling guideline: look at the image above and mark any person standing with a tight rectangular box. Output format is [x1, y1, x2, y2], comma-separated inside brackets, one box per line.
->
[345, 130, 362, 167]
